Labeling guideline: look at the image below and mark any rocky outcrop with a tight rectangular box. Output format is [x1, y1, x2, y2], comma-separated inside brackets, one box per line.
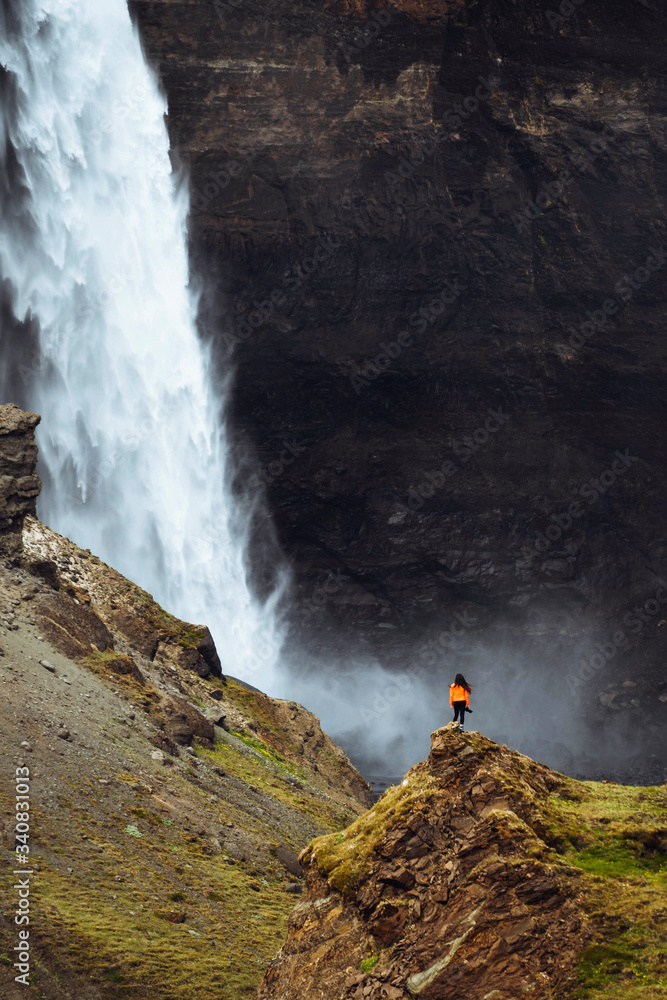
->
[160, 694, 216, 746]
[34, 589, 115, 659]
[23, 516, 225, 680]
[233, 687, 375, 809]
[259, 725, 593, 999]
[131, 0, 667, 711]
[0, 404, 40, 564]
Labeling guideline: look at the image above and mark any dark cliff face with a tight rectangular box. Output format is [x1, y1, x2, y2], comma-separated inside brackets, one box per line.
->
[0, 403, 41, 563]
[130, 0, 667, 770]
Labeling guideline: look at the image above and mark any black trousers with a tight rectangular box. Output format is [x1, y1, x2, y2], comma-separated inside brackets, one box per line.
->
[452, 701, 467, 725]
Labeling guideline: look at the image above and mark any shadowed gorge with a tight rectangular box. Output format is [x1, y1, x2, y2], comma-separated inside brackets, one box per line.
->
[127, 0, 667, 776]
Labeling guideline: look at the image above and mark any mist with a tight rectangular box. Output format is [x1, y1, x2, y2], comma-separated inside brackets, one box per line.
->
[278, 616, 665, 786]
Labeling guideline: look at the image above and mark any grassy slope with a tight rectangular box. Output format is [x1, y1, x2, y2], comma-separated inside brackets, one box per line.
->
[0, 654, 363, 1000]
[549, 779, 667, 998]
[0, 517, 375, 1000]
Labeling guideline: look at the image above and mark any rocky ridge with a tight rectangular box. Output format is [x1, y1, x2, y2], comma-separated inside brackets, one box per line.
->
[259, 724, 667, 999]
[0, 406, 371, 1000]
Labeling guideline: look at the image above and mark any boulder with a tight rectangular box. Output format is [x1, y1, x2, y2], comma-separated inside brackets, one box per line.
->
[104, 654, 146, 686]
[275, 844, 305, 879]
[154, 627, 224, 680]
[34, 591, 114, 660]
[161, 696, 215, 746]
[203, 707, 229, 731]
[24, 558, 60, 590]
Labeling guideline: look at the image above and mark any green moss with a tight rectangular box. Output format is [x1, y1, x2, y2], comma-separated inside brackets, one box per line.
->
[100, 969, 124, 983]
[538, 779, 667, 998]
[83, 649, 128, 668]
[178, 628, 205, 651]
[124, 587, 207, 654]
[545, 780, 667, 874]
[303, 773, 436, 898]
[31, 856, 291, 1000]
[360, 955, 378, 973]
[195, 737, 355, 835]
[570, 839, 666, 879]
[572, 923, 667, 999]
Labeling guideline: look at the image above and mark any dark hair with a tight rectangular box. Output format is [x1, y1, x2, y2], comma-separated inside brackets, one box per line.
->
[454, 673, 472, 693]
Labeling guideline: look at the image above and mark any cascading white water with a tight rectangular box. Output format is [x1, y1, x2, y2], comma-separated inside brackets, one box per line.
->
[0, 0, 286, 683]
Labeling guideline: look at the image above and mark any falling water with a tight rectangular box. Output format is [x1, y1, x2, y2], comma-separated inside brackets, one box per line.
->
[0, 0, 285, 682]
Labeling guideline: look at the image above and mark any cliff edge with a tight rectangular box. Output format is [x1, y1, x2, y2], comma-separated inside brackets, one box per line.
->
[259, 725, 667, 999]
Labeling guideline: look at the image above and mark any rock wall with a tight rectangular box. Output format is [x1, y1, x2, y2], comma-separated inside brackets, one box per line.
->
[131, 1, 667, 634]
[130, 0, 667, 736]
[0, 404, 41, 564]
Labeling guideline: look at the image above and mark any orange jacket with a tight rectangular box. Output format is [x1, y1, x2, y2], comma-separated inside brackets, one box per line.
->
[450, 683, 469, 707]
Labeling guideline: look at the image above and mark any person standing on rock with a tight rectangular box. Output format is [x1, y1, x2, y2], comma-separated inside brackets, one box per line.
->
[450, 673, 473, 730]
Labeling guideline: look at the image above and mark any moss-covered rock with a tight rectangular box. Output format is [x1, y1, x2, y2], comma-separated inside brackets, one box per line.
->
[259, 724, 667, 1000]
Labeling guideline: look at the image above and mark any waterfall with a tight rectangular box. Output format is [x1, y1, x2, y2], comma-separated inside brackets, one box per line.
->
[0, 0, 286, 683]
